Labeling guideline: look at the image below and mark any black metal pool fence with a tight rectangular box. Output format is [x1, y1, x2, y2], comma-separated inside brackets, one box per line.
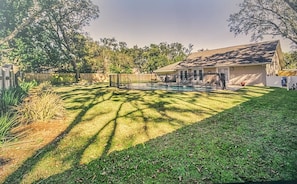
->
[109, 73, 226, 91]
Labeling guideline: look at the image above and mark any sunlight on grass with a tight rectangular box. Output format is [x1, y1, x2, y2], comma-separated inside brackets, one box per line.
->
[16, 86, 274, 183]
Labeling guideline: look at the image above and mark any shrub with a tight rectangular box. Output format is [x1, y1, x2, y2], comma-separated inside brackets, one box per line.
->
[0, 89, 20, 113]
[19, 80, 38, 94]
[0, 113, 17, 146]
[51, 73, 75, 85]
[15, 91, 65, 124]
[36, 81, 52, 92]
[0, 81, 37, 146]
[0, 81, 37, 114]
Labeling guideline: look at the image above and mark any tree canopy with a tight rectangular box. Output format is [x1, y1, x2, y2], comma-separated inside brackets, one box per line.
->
[92, 38, 193, 74]
[0, 1, 192, 77]
[284, 51, 297, 69]
[0, 0, 99, 81]
[228, 0, 297, 46]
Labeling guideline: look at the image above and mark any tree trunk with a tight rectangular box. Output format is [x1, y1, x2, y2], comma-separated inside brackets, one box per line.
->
[75, 69, 80, 83]
[70, 60, 79, 83]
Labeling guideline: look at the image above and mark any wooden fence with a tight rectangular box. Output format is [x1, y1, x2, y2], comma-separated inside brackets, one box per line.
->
[0, 64, 16, 90]
[109, 74, 159, 87]
[23, 73, 109, 84]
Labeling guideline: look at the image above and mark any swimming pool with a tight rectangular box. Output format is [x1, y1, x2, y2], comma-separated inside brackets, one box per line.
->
[124, 83, 215, 92]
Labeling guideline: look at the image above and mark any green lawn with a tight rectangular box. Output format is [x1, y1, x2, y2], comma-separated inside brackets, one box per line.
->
[3, 86, 297, 183]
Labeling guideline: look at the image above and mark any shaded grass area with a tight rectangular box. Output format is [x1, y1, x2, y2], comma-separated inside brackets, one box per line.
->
[3, 86, 297, 183]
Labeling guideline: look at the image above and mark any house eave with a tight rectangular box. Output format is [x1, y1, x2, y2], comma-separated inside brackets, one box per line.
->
[214, 63, 271, 67]
[154, 69, 176, 73]
[175, 62, 271, 69]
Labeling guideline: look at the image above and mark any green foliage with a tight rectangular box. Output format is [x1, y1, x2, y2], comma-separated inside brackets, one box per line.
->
[1, 0, 193, 75]
[228, 0, 297, 46]
[0, 80, 38, 145]
[0, 0, 33, 39]
[0, 0, 99, 76]
[0, 80, 38, 113]
[97, 38, 193, 74]
[19, 80, 38, 93]
[284, 51, 297, 69]
[0, 89, 19, 113]
[0, 113, 17, 146]
[50, 73, 75, 85]
[3, 86, 297, 183]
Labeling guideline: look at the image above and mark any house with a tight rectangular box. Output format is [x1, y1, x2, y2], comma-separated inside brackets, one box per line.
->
[154, 40, 284, 86]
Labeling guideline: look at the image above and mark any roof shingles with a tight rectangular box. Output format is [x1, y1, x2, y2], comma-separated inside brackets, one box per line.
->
[178, 40, 279, 68]
[155, 40, 279, 73]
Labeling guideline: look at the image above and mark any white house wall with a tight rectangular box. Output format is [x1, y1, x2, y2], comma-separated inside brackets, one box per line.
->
[229, 65, 266, 86]
[266, 52, 281, 76]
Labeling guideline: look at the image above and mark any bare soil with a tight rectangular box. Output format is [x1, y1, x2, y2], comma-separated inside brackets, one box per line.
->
[0, 120, 69, 183]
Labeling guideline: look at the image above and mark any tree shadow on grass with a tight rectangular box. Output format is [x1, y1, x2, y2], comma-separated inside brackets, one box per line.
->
[3, 86, 151, 183]
[4, 86, 283, 183]
[3, 86, 114, 183]
[35, 88, 297, 183]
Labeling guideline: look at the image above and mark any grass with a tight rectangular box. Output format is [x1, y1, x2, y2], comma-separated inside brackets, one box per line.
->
[0, 89, 20, 113]
[1, 85, 297, 183]
[0, 113, 17, 145]
[0, 81, 37, 146]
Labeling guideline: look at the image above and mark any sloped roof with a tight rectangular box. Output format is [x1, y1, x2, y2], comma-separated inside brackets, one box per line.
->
[178, 40, 279, 68]
[154, 62, 182, 73]
[155, 40, 280, 73]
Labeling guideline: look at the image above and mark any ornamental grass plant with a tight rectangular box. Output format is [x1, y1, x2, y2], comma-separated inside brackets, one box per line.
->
[0, 113, 17, 146]
[15, 82, 65, 124]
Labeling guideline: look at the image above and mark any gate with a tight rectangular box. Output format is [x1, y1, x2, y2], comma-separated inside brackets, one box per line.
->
[0, 64, 16, 90]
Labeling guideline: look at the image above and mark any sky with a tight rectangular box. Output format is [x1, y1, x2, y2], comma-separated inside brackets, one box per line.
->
[85, 0, 293, 52]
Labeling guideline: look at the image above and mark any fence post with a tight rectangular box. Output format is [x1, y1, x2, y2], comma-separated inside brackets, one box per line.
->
[3, 68, 6, 89]
[117, 74, 120, 88]
[109, 75, 112, 87]
[10, 69, 15, 88]
[0, 67, 3, 90]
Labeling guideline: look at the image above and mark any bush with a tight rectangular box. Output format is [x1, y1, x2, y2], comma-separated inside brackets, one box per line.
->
[0, 89, 20, 113]
[19, 80, 38, 94]
[51, 73, 75, 85]
[0, 80, 38, 114]
[0, 80, 38, 146]
[0, 113, 17, 146]
[15, 90, 65, 124]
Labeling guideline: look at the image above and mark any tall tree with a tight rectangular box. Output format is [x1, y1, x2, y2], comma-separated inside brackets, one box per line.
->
[0, 0, 60, 46]
[284, 51, 297, 69]
[1, 0, 99, 82]
[228, 0, 297, 46]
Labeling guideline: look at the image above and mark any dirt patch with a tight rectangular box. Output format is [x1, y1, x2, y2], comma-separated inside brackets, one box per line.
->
[0, 120, 69, 183]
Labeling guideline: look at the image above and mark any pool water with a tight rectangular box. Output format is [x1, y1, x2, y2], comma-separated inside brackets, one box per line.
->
[126, 83, 214, 92]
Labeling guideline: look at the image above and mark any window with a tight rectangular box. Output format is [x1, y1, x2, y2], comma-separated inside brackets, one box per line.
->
[194, 70, 197, 80]
[185, 71, 188, 80]
[199, 70, 203, 80]
[180, 71, 183, 80]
